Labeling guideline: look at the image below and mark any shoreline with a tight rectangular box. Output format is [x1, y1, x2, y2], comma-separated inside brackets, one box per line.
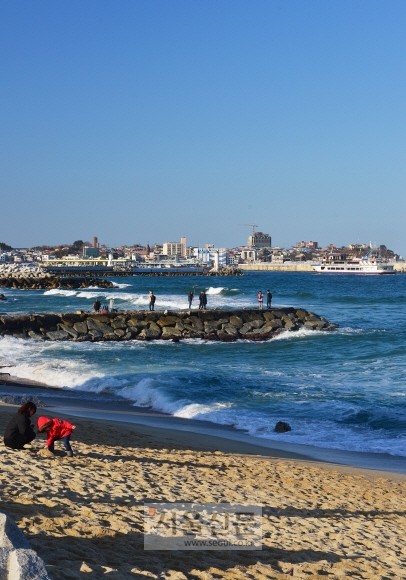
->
[1, 394, 406, 577]
[1, 378, 405, 479]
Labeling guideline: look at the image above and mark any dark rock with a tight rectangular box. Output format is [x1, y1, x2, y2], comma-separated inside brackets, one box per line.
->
[87, 319, 113, 333]
[73, 321, 88, 334]
[46, 330, 70, 341]
[157, 316, 181, 327]
[28, 331, 44, 340]
[274, 421, 292, 433]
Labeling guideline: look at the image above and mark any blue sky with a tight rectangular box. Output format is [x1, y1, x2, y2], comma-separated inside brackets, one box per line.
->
[1, 1, 405, 254]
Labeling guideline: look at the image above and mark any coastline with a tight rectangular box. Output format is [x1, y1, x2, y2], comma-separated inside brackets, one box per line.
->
[1, 377, 405, 479]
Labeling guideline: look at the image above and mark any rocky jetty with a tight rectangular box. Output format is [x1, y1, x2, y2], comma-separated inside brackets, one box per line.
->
[0, 276, 114, 290]
[0, 308, 338, 342]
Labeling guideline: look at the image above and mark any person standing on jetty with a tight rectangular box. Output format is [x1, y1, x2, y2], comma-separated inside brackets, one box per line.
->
[266, 289, 272, 309]
[188, 290, 194, 308]
[37, 416, 76, 457]
[199, 290, 207, 310]
[148, 290, 156, 311]
[93, 299, 101, 312]
[257, 290, 263, 309]
[4, 402, 37, 450]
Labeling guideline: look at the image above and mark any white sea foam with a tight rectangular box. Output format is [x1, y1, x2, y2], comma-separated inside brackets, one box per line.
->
[271, 327, 326, 340]
[206, 287, 226, 295]
[174, 402, 233, 419]
[43, 289, 78, 296]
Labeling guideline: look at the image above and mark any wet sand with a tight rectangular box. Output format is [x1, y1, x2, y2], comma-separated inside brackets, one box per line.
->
[1, 400, 406, 579]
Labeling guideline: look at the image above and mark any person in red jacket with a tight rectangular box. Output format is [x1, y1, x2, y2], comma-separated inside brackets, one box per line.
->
[37, 416, 76, 457]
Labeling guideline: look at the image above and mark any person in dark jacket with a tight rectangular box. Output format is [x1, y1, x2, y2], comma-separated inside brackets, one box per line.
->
[199, 290, 207, 310]
[266, 289, 272, 309]
[188, 290, 194, 308]
[4, 401, 37, 450]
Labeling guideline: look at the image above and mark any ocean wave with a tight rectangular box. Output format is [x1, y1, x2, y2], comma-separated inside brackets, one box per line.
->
[43, 289, 78, 296]
[174, 402, 233, 418]
[206, 287, 227, 295]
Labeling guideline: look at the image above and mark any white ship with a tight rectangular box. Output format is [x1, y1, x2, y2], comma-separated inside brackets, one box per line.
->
[312, 250, 396, 275]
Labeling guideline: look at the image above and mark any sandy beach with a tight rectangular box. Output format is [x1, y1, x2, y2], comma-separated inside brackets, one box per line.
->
[0, 402, 405, 579]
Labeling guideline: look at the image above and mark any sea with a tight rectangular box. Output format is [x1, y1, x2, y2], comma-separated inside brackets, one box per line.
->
[0, 272, 405, 457]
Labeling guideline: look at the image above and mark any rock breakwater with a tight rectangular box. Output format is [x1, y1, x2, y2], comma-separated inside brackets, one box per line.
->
[0, 309, 338, 342]
[0, 276, 114, 290]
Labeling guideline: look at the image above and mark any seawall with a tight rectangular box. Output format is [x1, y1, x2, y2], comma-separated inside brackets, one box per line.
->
[0, 308, 338, 342]
[239, 263, 314, 272]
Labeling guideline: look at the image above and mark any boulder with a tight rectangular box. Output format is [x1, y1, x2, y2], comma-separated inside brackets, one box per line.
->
[87, 319, 113, 333]
[89, 329, 103, 339]
[157, 316, 181, 327]
[46, 330, 70, 341]
[184, 317, 204, 331]
[138, 328, 161, 340]
[73, 321, 88, 334]
[87, 315, 110, 323]
[75, 334, 92, 341]
[263, 319, 282, 329]
[27, 331, 44, 340]
[162, 327, 182, 338]
[221, 324, 239, 335]
[274, 421, 292, 433]
[204, 324, 217, 333]
[283, 319, 298, 331]
[241, 312, 264, 323]
[239, 322, 254, 334]
[229, 316, 243, 329]
[263, 311, 275, 321]
[111, 317, 128, 329]
[59, 324, 79, 338]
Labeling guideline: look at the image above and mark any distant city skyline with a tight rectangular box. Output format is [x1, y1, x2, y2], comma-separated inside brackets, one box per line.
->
[1, 1, 405, 255]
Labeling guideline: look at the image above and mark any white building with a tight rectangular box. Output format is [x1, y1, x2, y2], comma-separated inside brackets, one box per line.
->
[193, 247, 229, 268]
[241, 248, 258, 262]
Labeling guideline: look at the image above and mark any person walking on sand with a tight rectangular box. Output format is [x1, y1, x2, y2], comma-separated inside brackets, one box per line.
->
[148, 290, 156, 311]
[37, 416, 76, 457]
[4, 402, 37, 450]
[199, 290, 207, 310]
[257, 290, 263, 310]
[93, 299, 101, 313]
[188, 290, 194, 308]
[266, 289, 272, 309]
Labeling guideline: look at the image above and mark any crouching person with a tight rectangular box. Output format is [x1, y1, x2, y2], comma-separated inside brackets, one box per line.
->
[37, 416, 76, 457]
[4, 402, 37, 450]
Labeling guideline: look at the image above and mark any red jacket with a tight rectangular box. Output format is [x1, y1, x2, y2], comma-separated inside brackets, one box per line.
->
[37, 416, 74, 447]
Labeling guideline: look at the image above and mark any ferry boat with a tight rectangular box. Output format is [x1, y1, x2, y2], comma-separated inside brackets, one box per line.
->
[312, 250, 396, 275]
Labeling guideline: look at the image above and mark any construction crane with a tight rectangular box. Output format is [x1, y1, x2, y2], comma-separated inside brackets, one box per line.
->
[237, 224, 258, 237]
